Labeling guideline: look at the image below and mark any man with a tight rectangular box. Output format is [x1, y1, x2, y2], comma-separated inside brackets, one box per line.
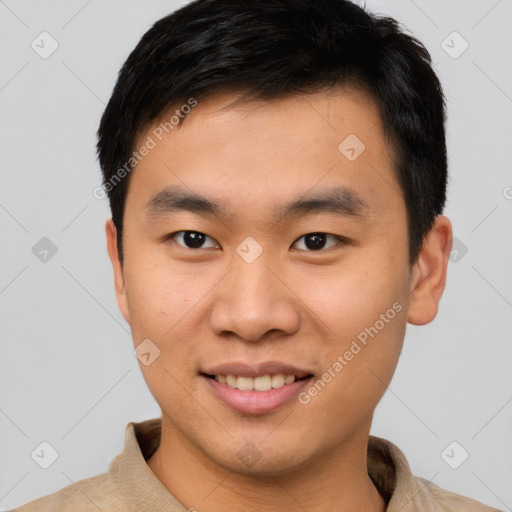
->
[13, 0, 501, 510]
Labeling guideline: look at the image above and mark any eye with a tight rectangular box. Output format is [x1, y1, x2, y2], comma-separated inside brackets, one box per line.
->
[291, 232, 343, 251]
[167, 230, 220, 249]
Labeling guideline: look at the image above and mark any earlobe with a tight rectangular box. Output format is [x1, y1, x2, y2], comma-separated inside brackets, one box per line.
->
[407, 215, 453, 326]
[105, 219, 131, 325]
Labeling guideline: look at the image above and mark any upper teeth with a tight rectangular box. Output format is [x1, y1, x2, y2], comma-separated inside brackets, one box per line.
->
[215, 374, 296, 391]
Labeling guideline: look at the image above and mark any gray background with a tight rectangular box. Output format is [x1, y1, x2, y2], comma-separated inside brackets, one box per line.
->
[1, 0, 511, 509]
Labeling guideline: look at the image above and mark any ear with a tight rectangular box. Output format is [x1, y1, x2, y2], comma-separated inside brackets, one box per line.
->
[105, 219, 131, 325]
[407, 215, 453, 325]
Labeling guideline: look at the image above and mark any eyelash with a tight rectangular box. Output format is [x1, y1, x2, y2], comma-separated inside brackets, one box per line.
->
[165, 231, 346, 252]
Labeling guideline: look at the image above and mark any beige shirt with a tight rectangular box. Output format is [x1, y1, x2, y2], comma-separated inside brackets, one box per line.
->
[12, 417, 500, 511]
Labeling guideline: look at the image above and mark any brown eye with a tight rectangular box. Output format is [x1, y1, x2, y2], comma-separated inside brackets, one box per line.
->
[291, 233, 342, 251]
[168, 231, 220, 249]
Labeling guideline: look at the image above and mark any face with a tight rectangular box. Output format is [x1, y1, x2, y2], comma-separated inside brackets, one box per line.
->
[106, 88, 449, 476]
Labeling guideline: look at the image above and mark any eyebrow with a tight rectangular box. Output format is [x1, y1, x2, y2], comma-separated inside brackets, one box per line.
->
[144, 185, 369, 222]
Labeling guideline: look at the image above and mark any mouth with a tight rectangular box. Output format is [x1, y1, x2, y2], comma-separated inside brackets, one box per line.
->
[199, 364, 314, 415]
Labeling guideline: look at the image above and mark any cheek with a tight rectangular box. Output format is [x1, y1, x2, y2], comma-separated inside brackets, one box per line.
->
[124, 259, 208, 403]
[291, 252, 408, 340]
[299, 300, 407, 436]
[291, 247, 409, 397]
[125, 254, 205, 336]
[123, 254, 221, 389]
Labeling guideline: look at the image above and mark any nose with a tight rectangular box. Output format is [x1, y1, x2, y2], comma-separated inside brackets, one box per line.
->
[209, 257, 301, 343]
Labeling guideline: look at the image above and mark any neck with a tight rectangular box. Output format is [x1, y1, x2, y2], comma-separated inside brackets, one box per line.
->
[147, 417, 386, 512]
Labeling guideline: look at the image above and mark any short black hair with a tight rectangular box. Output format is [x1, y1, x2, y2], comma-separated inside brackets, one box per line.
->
[97, 0, 447, 264]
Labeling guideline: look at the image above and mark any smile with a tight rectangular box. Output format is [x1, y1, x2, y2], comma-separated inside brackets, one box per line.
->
[200, 369, 314, 415]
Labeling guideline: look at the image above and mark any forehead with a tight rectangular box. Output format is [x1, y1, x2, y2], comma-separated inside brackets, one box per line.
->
[127, 87, 402, 224]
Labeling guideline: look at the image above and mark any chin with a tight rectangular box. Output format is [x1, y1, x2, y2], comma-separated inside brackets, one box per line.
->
[206, 441, 314, 478]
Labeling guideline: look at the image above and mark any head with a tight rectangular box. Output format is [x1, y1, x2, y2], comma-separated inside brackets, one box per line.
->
[98, 0, 452, 477]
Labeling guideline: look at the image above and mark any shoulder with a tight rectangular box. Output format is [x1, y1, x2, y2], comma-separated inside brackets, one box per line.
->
[411, 476, 503, 512]
[9, 471, 123, 512]
[368, 435, 501, 512]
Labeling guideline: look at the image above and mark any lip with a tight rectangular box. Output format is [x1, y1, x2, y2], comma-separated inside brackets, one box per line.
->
[201, 361, 312, 379]
[201, 374, 313, 415]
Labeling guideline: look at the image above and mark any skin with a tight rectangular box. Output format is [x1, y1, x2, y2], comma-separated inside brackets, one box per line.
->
[106, 87, 452, 512]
